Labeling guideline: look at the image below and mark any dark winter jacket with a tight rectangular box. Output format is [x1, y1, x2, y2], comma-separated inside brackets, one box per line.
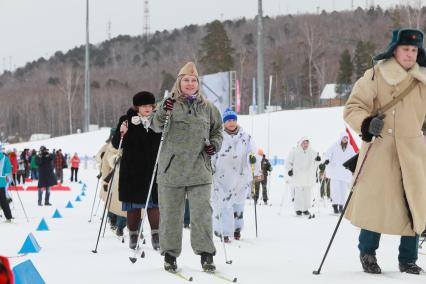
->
[260, 155, 272, 178]
[112, 108, 162, 204]
[37, 152, 57, 188]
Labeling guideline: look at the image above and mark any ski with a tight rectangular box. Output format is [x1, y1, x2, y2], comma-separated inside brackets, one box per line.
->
[5, 253, 28, 259]
[167, 270, 193, 282]
[204, 271, 237, 282]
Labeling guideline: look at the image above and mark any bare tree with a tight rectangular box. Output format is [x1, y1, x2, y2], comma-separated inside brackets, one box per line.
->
[56, 66, 81, 134]
[402, 0, 423, 28]
[302, 22, 315, 98]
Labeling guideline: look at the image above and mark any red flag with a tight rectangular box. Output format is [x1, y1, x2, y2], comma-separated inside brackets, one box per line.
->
[345, 127, 359, 153]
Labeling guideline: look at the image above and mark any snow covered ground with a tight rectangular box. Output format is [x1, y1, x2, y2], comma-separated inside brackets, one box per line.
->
[1, 106, 425, 284]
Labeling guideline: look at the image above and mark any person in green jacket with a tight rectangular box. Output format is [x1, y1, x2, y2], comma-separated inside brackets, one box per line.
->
[151, 62, 223, 272]
[30, 150, 39, 180]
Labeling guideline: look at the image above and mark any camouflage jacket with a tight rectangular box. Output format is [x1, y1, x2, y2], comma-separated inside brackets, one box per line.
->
[152, 95, 223, 186]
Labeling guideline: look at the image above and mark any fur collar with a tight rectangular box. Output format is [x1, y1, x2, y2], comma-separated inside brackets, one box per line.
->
[378, 57, 426, 85]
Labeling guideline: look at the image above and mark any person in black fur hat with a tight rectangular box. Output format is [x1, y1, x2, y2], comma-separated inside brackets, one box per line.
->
[373, 28, 426, 66]
[343, 28, 426, 275]
[111, 91, 162, 250]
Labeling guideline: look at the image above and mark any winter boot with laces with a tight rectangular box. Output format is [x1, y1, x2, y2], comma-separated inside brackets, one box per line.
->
[399, 262, 423, 274]
[151, 230, 160, 250]
[201, 252, 216, 272]
[360, 253, 381, 274]
[164, 253, 178, 272]
[332, 204, 339, 214]
[129, 230, 138, 250]
[116, 227, 124, 237]
[234, 230, 241, 240]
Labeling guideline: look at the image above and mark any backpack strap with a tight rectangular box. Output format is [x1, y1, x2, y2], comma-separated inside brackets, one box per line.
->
[376, 78, 419, 115]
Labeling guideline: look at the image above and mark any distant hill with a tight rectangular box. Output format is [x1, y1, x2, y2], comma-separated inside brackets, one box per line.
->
[0, 5, 424, 140]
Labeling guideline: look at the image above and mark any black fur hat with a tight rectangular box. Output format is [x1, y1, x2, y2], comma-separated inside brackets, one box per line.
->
[133, 91, 155, 106]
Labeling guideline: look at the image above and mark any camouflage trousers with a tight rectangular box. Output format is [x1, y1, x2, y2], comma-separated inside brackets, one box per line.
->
[158, 183, 216, 257]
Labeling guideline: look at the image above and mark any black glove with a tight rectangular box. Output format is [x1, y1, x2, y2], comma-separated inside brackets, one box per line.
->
[96, 172, 102, 179]
[205, 144, 216, 156]
[288, 169, 293, 177]
[361, 114, 385, 142]
[163, 98, 176, 111]
[315, 155, 321, 162]
[249, 155, 256, 164]
[324, 159, 329, 165]
[318, 163, 326, 171]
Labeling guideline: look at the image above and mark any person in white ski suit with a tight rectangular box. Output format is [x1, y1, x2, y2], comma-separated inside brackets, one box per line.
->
[285, 137, 321, 215]
[323, 132, 356, 214]
[211, 108, 261, 241]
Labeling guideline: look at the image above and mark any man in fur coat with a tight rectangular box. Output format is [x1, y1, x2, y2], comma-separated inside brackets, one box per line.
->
[344, 28, 426, 275]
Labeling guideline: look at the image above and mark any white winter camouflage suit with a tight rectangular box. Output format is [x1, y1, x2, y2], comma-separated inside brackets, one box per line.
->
[285, 137, 320, 212]
[211, 127, 261, 238]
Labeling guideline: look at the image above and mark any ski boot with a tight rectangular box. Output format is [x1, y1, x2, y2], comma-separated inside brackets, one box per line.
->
[399, 262, 423, 274]
[295, 210, 302, 216]
[151, 230, 160, 250]
[116, 227, 124, 237]
[201, 252, 216, 272]
[129, 230, 138, 250]
[164, 253, 178, 272]
[332, 204, 339, 214]
[223, 236, 231, 243]
[234, 230, 241, 240]
[360, 253, 381, 274]
[302, 210, 310, 216]
[338, 205, 343, 213]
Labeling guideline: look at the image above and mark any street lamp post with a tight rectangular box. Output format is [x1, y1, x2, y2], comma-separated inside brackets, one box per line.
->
[84, 0, 91, 132]
[256, 0, 265, 114]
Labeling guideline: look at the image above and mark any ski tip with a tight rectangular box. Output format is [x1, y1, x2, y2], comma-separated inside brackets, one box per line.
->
[141, 251, 145, 258]
[129, 257, 137, 264]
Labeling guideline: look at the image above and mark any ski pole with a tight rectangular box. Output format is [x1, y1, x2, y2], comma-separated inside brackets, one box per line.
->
[419, 236, 426, 249]
[251, 161, 258, 238]
[313, 141, 375, 275]
[94, 195, 102, 217]
[11, 180, 29, 222]
[92, 136, 123, 253]
[214, 187, 233, 264]
[130, 112, 171, 263]
[88, 173, 101, 222]
[102, 179, 117, 238]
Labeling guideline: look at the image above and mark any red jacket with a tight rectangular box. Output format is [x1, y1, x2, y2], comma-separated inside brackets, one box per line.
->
[71, 156, 80, 168]
[8, 152, 18, 175]
[0, 256, 14, 284]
